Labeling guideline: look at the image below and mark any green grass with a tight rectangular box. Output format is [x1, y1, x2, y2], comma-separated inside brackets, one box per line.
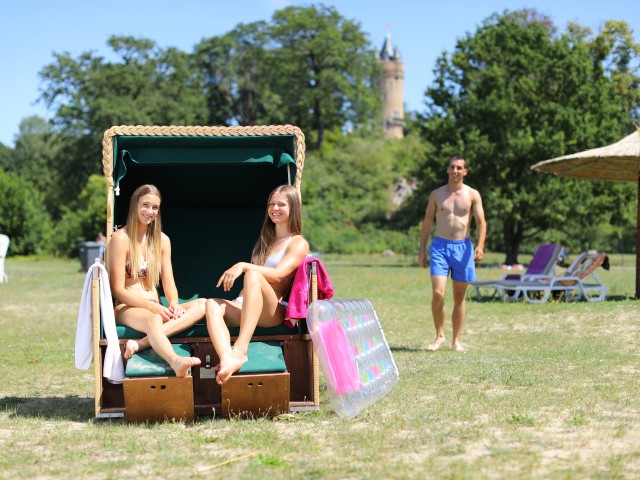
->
[0, 254, 639, 479]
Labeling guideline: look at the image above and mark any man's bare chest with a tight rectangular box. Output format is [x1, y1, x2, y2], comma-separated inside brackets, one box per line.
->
[439, 192, 471, 217]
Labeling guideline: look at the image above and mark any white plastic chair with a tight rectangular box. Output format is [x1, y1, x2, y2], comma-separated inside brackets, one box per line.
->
[0, 234, 9, 283]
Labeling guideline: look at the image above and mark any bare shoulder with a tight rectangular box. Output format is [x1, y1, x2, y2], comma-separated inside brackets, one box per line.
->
[429, 185, 446, 202]
[108, 229, 129, 261]
[285, 235, 310, 261]
[160, 232, 172, 248]
[291, 234, 310, 252]
[469, 185, 482, 200]
[110, 228, 129, 245]
[433, 185, 449, 196]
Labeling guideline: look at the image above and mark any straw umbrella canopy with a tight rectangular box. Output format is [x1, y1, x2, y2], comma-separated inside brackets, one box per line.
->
[531, 128, 640, 298]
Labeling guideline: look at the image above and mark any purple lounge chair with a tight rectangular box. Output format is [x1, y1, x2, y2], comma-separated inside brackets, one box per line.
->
[471, 243, 564, 300]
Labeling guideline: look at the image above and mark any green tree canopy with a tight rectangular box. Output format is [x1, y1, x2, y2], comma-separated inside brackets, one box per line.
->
[0, 170, 52, 255]
[302, 129, 427, 253]
[11, 116, 63, 215]
[38, 36, 209, 204]
[193, 5, 382, 149]
[0, 142, 12, 172]
[52, 174, 107, 257]
[415, 10, 640, 263]
[269, 5, 382, 148]
[194, 21, 279, 126]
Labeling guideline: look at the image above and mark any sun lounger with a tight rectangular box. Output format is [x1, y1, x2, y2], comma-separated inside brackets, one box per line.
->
[471, 243, 563, 300]
[496, 251, 609, 303]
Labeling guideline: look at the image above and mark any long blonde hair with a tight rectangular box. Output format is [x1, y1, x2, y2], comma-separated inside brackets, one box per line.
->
[125, 184, 162, 288]
[251, 185, 302, 266]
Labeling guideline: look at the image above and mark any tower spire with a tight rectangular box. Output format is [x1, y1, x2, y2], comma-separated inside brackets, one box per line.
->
[377, 31, 405, 139]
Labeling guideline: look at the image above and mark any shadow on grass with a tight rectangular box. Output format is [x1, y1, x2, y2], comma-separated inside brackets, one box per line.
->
[469, 294, 636, 303]
[389, 345, 427, 353]
[0, 395, 94, 421]
[605, 295, 638, 302]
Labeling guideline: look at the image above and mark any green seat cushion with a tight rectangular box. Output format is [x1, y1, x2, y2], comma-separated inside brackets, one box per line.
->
[115, 321, 298, 339]
[238, 341, 286, 374]
[125, 343, 191, 377]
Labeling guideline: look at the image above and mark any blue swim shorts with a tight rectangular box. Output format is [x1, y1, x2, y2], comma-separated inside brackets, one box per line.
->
[429, 236, 476, 282]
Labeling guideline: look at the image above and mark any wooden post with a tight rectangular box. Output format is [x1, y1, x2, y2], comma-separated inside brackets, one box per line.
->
[636, 178, 639, 299]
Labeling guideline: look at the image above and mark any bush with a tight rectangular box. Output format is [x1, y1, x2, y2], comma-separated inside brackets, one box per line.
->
[0, 169, 53, 255]
[52, 174, 107, 257]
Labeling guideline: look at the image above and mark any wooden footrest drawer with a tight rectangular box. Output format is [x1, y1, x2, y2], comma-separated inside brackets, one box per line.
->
[222, 372, 289, 418]
[123, 376, 194, 423]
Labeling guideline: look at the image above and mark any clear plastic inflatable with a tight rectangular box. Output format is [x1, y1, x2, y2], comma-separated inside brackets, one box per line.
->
[307, 299, 400, 418]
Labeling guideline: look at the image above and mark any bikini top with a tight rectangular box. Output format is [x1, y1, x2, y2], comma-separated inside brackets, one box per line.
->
[264, 237, 292, 268]
[125, 259, 148, 279]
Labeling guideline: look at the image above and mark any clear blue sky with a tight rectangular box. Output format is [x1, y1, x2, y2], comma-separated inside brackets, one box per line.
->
[0, 0, 637, 147]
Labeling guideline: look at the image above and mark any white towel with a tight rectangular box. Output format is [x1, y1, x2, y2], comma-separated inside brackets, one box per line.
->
[75, 261, 124, 384]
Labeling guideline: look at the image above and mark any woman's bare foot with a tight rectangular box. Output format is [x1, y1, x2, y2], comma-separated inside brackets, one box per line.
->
[124, 340, 139, 359]
[172, 356, 201, 377]
[216, 350, 248, 385]
[425, 336, 446, 351]
[452, 342, 466, 352]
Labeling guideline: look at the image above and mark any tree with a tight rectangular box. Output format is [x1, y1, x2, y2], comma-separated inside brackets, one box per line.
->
[38, 36, 209, 204]
[302, 129, 425, 253]
[194, 22, 280, 126]
[268, 5, 382, 149]
[0, 142, 12, 172]
[193, 5, 382, 149]
[11, 116, 63, 215]
[52, 174, 107, 257]
[0, 170, 52, 255]
[417, 10, 639, 263]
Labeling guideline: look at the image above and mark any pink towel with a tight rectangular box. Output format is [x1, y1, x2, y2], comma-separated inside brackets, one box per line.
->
[284, 257, 334, 327]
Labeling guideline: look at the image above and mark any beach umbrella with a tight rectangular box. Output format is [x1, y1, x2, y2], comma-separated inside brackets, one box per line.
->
[531, 128, 640, 298]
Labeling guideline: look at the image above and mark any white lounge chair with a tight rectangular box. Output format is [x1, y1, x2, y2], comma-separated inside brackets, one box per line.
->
[495, 251, 609, 303]
[471, 243, 564, 300]
[0, 234, 9, 283]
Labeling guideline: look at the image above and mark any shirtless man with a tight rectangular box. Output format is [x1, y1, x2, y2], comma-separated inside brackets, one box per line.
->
[418, 156, 486, 352]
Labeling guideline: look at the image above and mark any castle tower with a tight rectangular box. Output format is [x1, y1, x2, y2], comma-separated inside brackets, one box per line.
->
[378, 32, 405, 139]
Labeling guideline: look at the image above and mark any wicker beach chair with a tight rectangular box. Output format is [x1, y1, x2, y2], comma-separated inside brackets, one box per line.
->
[90, 125, 320, 420]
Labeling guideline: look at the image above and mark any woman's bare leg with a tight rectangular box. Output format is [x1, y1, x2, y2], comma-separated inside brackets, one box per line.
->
[117, 307, 200, 377]
[205, 298, 241, 384]
[216, 271, 282, 384]
[123, 298, 207, 359]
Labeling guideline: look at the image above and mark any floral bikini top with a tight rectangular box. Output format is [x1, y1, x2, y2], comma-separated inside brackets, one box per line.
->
[125, 259, 148, 279]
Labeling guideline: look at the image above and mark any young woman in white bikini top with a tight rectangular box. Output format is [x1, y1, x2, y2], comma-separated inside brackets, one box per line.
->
[263, 236, 292, 268]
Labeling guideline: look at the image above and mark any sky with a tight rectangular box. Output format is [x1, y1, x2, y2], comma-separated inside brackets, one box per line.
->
[0, 0, 638, 147]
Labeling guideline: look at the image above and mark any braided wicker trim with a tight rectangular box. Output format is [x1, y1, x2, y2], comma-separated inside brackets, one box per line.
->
[102, 125, 305, 249]
[102, 124, 305, 189]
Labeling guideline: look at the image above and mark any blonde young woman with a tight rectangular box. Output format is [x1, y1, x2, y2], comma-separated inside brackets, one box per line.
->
[205, 185, 310, 384]
[109, 184, 205, 377]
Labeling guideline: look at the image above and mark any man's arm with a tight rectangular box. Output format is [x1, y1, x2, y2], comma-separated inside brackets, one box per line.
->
[472, 189, 486, 261]
[418, 192, 437, 268]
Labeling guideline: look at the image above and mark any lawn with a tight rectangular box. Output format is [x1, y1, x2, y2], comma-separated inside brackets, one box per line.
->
[0, 254, 638, 479]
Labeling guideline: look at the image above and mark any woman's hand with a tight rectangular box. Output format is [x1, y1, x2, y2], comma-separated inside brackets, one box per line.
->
[169, 302, 185, 319]
[217, 263, 244, 292]
[149, 301, 173, 322]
